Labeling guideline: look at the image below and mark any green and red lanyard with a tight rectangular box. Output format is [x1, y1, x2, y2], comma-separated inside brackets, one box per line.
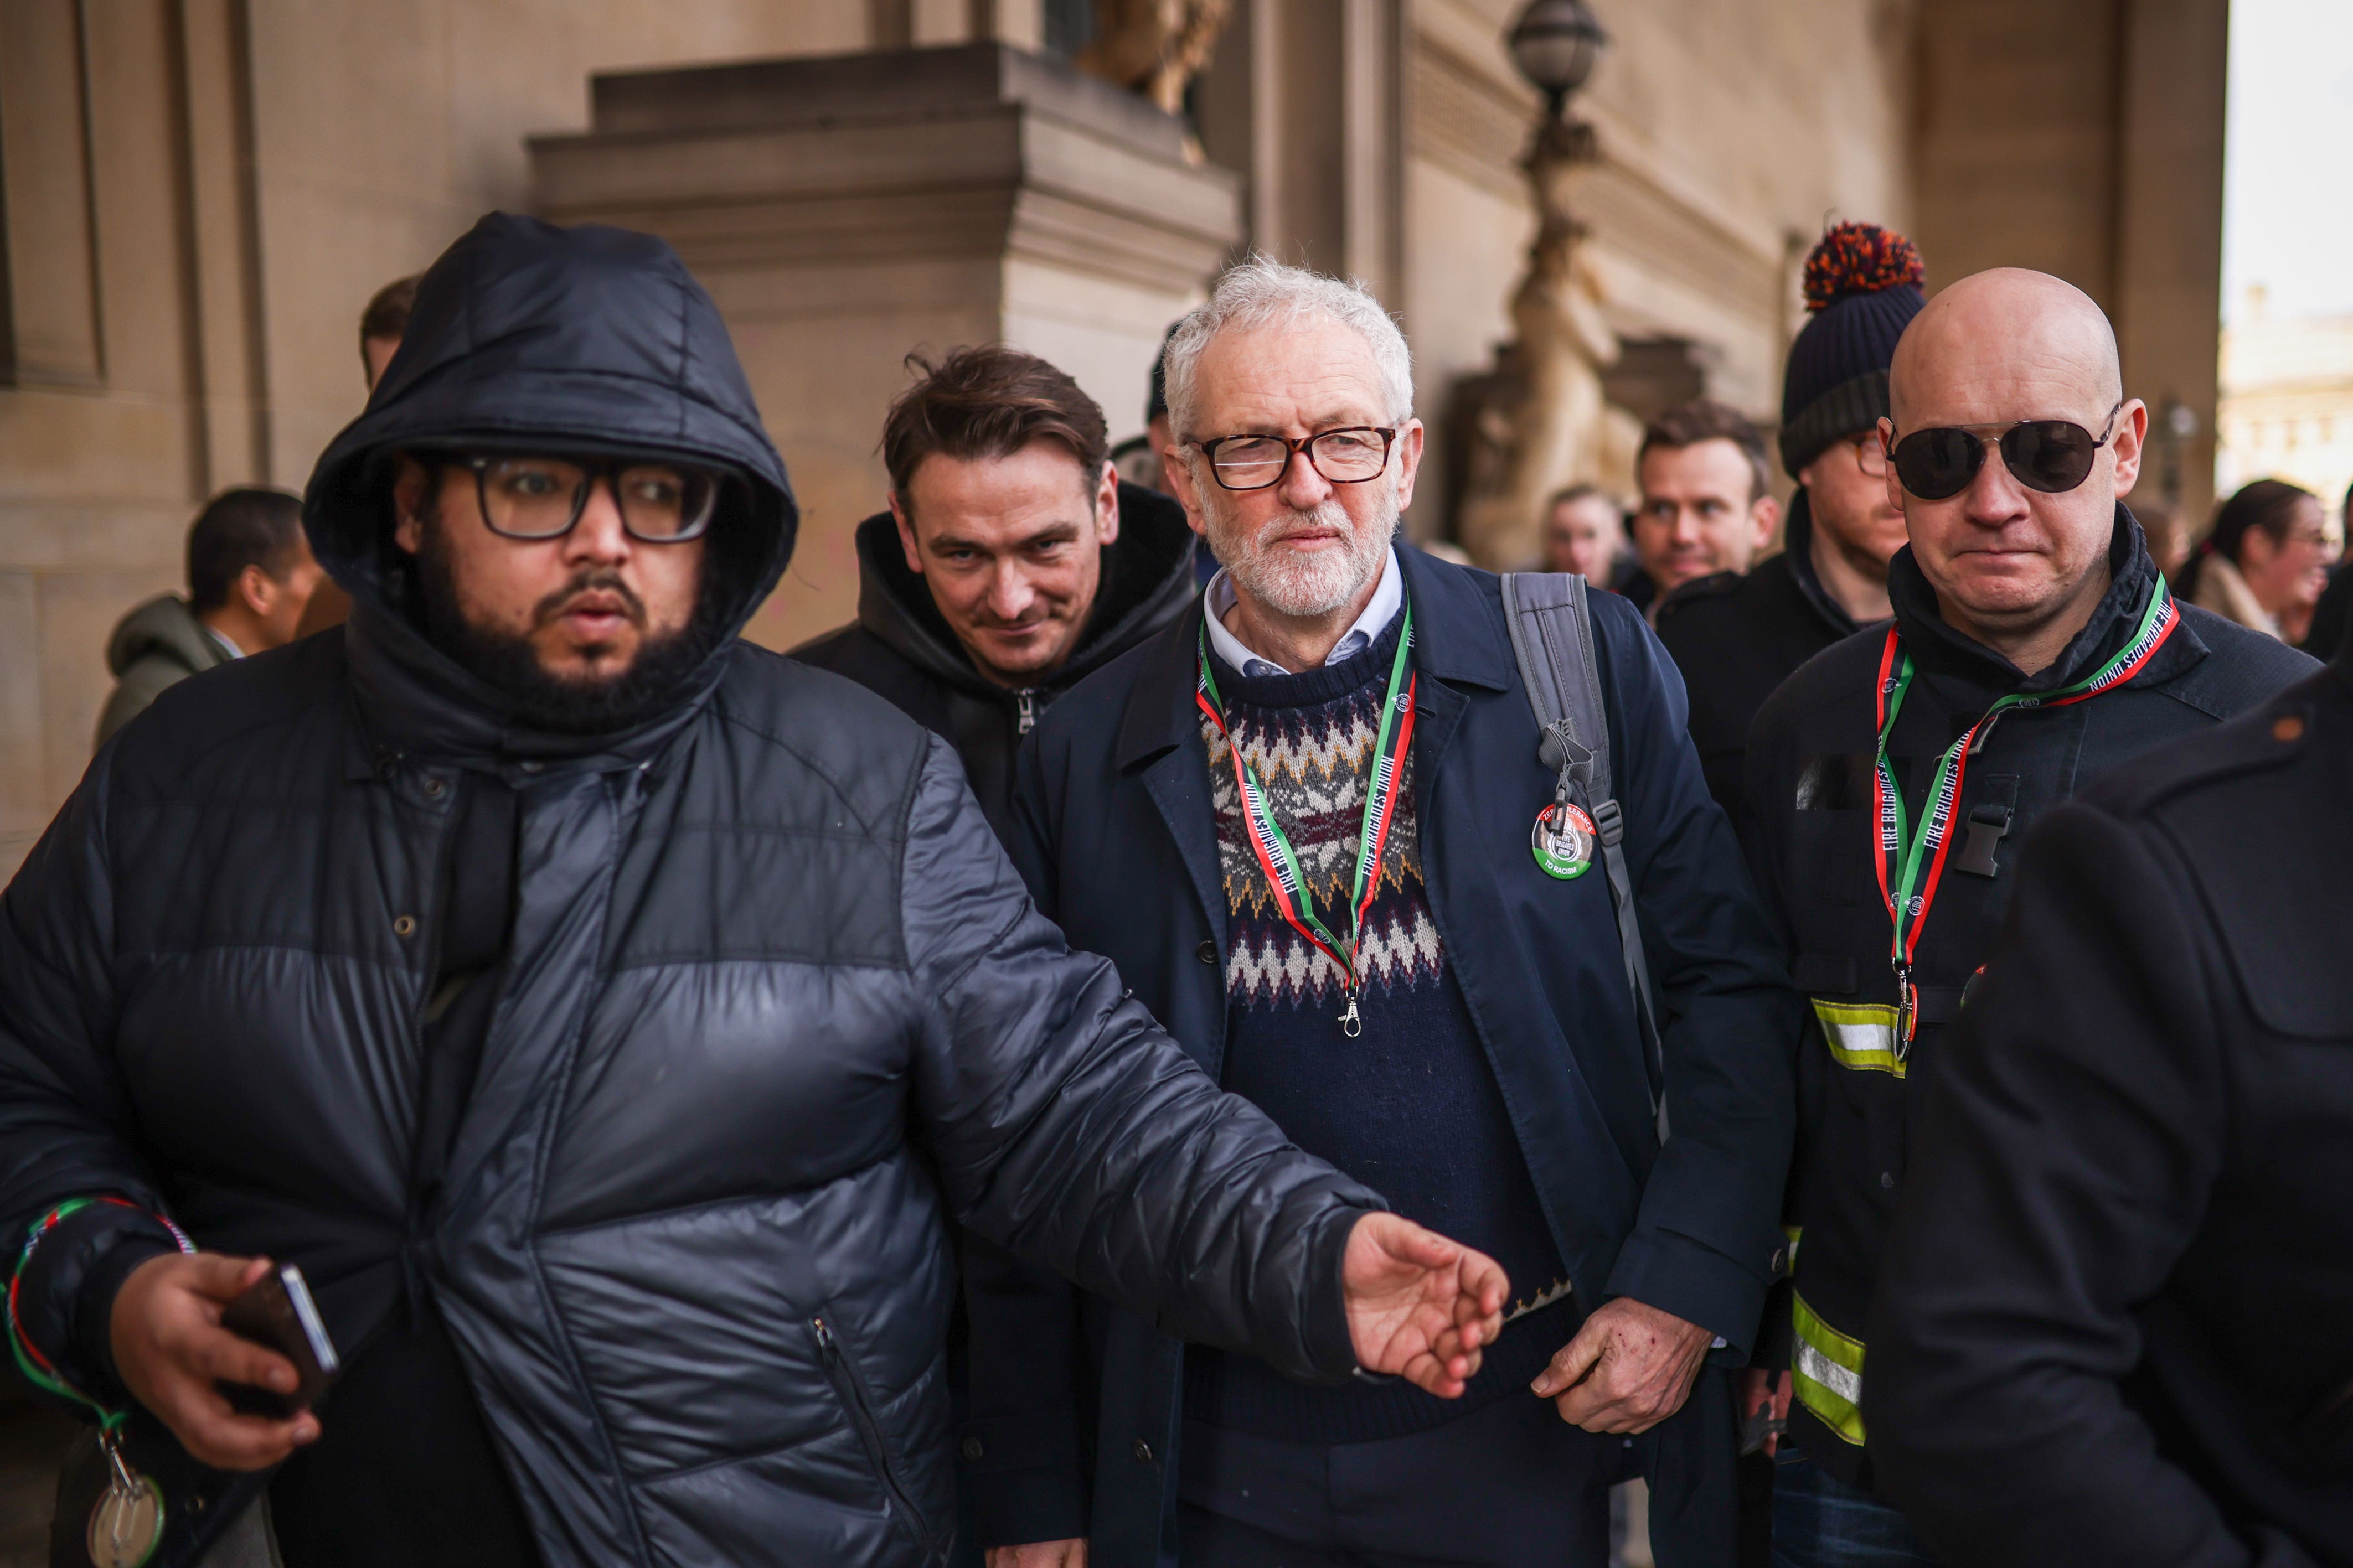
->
[8, 1196, 192, 1430]
[1872, 579, 2179, 1054]
[1197, 607, 1416, 1038]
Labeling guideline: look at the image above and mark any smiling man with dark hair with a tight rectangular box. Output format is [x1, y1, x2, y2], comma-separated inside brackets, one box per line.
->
[794, 345, 1196, 840]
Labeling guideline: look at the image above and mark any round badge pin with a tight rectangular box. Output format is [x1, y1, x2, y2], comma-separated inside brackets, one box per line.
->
[1531, 801, 1596, 879]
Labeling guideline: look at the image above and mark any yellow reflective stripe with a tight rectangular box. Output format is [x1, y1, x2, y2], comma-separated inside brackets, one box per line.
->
[1782, 1225, 1802, 1274]
[1790, 1291, 1867, 1447]
[1812, 1000, 1907, 1078]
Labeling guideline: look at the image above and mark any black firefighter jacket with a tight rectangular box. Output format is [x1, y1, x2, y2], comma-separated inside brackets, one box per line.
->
[0, 214, 1384, 1568]
[1867, 650, 2353, 1568]
[1740, 509, 2314, 1491]
[1655, 489, 1867, 825]
[790, 483, 1196, 840]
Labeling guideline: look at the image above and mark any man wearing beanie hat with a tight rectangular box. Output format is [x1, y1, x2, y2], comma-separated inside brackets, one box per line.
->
[1655, 224, 1926, 825]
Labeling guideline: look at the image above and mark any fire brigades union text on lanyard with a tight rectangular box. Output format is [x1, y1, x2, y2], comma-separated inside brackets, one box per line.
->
[1872, 579, 2179, 1053]
[1196, 608, 1416, 1038]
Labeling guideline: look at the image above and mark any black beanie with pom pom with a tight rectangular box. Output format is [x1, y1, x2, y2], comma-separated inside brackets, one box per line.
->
[1779, 221, 1927, 475]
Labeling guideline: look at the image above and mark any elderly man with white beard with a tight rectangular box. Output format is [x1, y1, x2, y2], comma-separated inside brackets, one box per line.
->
[968, 257, 1800, 1568]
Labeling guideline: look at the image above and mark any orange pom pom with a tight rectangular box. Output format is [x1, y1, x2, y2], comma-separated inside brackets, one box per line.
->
[1802, 222, 1924, 312]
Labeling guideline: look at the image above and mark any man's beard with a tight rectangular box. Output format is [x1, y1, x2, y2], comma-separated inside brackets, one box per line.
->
[412, 524, 721, 736]
[1203, 487, 1399, 619]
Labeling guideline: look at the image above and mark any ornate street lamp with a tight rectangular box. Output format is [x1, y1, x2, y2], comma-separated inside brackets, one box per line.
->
[1455, 3, 1620, 567]
[1508, 0, 1608, 124]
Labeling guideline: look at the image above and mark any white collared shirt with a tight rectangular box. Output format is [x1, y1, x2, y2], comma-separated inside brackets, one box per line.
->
[1202, 545, 1404, 677]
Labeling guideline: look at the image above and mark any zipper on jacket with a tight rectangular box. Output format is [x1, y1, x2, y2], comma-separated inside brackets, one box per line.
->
[812, 1316, 934, 1551]
[1015, 690, 1036, 736]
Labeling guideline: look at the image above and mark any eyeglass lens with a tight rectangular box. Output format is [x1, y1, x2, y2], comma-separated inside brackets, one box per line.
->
[479, 457, 717, 541]
[1890, 420, 2102, 501]
[1210, 429, 1391, 491]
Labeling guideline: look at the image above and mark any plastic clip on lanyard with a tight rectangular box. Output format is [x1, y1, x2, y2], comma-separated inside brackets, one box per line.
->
[1198, 607, 1416, 1038]
[1871, 580, 2179, 1054]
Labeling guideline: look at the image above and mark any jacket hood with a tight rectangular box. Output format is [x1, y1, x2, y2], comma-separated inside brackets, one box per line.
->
[850, 480, 1198, 700]
[302, 213, 797, 759]
[105, 594, 224, 679]
[1888, 503, 2200, 692]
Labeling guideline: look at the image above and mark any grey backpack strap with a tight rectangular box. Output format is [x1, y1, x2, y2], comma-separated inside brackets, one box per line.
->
[1500, 572, 1668, 1140]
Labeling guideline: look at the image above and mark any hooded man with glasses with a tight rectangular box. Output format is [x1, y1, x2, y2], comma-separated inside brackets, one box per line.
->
[0, 215, 1518, 1568]
[1736, 266, 2314, 1565]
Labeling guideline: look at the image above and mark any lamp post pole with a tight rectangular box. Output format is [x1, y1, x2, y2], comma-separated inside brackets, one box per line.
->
[1456, 2, 1618, 569]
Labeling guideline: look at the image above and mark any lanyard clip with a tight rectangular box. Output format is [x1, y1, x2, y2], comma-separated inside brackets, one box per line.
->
[1892, 961, 1917, 1060]
[1338, 992, 1362, 1037]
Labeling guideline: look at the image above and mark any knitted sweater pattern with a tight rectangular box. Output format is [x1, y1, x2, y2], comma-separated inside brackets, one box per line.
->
[1184, 619, 1571, 1443]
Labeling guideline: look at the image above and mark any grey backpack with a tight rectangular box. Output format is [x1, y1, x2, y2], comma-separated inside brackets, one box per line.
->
[1500, 572, 1668, 1139]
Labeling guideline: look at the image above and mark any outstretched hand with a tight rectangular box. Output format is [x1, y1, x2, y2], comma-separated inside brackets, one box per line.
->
[1341, 1213, 1508, 1398]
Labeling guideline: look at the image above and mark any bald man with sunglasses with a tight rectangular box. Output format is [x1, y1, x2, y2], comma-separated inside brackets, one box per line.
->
[1732, 268, 2314, 1566]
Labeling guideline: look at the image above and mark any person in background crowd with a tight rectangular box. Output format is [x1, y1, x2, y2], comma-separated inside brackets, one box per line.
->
[296, 274, 421, 640]
[1110, 323, 1180, 500]
[2135, 499, 2194, 585]
[1541, 483, 1628, 582]
[2177, 478, 2331, 646]
[359, 273, 419, 389]
[1633, 400, 1781, 620]
[94, 487, 322, 747]
[792, 345, 1195, 840]
[1864, 619, 2353, 1568]
[2301, 479, 2353, 657]
[1657, 222, 1924, 824]
[1738, 267, 2313, 1568]
[998, 255, 1800, 1567]
[0, 215, 1509, 1568]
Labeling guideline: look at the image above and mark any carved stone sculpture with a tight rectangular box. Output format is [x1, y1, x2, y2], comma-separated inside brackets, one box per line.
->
[1454, 118, 1638, 570]
[1078, 0, 1234, 118]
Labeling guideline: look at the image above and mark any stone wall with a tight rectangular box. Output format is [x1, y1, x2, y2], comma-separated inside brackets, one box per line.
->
[0, 0, 2235, 879]
[0, 1, 923, 881]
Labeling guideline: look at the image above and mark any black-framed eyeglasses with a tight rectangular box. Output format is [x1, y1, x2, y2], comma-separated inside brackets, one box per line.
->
[455, 453, 722, 542]
[1193, 427, 1397, 491]
[1882, 402, 2124, 501]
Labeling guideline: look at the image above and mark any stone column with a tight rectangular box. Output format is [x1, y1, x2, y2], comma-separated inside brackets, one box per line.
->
[531, 42, 1241, 652]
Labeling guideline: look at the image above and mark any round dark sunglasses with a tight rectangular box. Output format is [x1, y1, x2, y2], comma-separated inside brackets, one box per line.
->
[1882, 402, 2124, 501]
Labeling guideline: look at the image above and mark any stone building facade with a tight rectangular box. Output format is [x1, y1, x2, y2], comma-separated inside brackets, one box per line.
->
[0, 0, 2227, 888]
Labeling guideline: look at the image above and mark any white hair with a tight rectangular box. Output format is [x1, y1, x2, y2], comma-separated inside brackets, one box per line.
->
[1161, 255, 1415, 443]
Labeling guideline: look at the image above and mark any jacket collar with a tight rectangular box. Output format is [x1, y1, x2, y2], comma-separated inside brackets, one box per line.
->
[342, 596, 716, 773]
[852, 481, 1199, 703]
[1115, 540, 1514, 770]
[1886, 502, 2206, 694]
[1781, 489, 1863, 640]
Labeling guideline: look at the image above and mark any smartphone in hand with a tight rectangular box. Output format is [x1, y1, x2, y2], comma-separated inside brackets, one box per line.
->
[218, 1263, 340, 1419]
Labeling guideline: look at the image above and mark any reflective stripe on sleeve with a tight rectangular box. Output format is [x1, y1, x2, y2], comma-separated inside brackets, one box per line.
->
[1791, 1290, 1868, 1447]
[1812, 1000, 1907, 1078]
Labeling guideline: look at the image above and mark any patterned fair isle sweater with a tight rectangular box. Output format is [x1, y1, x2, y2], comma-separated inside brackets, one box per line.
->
[1183, 611, 1574, 1445]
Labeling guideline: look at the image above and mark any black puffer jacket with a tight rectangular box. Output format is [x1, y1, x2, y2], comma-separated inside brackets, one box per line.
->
[0, 214, 1379, 1567]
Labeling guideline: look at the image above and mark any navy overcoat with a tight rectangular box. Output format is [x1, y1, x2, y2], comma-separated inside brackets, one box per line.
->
[983, 544, 1802, 1565]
